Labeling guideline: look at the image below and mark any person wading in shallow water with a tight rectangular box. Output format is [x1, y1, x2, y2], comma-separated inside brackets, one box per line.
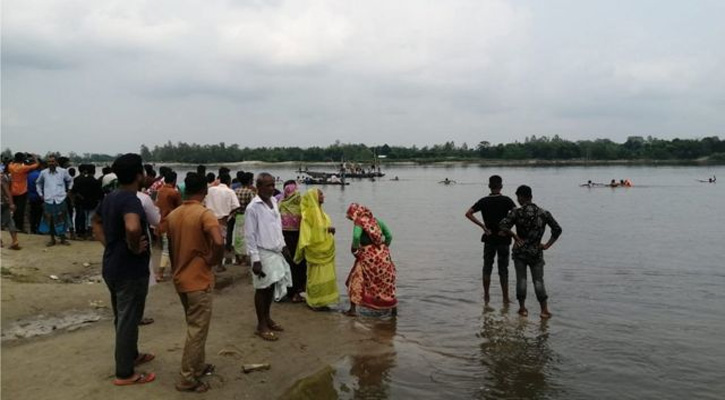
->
[499, 185, 562, 319]
[465, 175, 516, 305]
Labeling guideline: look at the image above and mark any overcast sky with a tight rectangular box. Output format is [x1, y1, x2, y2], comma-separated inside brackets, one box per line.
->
[2, 0, 724, 154]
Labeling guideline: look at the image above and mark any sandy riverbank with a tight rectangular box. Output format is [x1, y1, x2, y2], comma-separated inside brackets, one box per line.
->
[1, 233, 386, 399]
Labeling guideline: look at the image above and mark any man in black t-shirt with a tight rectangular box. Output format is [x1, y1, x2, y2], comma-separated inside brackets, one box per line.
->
[465, 175, 516, 305]
[92, 154, 156, 386]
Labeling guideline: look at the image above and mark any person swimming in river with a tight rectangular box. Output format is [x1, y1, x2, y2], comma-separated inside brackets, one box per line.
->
[440, 178, 456, 185]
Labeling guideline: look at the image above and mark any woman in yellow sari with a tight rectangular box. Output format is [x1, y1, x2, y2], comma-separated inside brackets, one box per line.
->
[294, 188, 339, 310]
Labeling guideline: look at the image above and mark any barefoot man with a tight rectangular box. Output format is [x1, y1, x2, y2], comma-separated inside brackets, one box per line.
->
[92, 153, 155, 386]
[499, 185, 562, 319]
[166, 173, 224, 392]
[244, 173, 293, 341]
[465, 175, 516, 305]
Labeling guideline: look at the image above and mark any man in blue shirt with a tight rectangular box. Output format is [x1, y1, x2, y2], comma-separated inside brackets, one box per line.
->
[92, 153, 156, 386]
[36, 155, 73, 246]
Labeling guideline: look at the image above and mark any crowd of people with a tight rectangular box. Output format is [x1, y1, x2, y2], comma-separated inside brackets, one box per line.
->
[2, 152, 563, 394]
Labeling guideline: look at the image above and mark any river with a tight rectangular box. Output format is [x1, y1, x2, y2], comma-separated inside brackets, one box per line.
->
[185, 164, 725, 399]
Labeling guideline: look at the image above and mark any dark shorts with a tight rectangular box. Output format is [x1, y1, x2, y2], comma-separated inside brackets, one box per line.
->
[483, 243, 510, 277]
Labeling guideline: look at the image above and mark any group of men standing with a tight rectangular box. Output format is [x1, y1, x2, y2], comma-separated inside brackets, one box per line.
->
[466, 175, 562, 318]
[91, 154, 294, 393]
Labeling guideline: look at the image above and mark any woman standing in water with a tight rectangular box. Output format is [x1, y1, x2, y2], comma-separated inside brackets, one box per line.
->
[344, 203, 397, 317]
[279, 181, 306, 303]
[295, 189, 339, 310]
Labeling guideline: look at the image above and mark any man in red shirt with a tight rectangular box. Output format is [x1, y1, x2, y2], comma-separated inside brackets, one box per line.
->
[8, 152, 40, 231]
[155, 171, 182, 281]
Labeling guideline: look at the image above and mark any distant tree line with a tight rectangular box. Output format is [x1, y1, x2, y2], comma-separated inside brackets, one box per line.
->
[3, 135, 724, 164]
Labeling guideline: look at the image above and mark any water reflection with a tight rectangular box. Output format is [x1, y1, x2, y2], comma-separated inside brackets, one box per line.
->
[282, 318, 398, 400]
[477, 309, 560, 399]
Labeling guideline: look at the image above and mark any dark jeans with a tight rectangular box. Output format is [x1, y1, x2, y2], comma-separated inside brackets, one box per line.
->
[12, 193, 27, 232]
[74, 206, 93, 236]
[29, 198, 43, 234]
[483, 242, 510, 278]
[283, 230, 307, 295]
[104, 276, 149, 379]
[513, 258, 548, 303]
[225, 217, 235, 249]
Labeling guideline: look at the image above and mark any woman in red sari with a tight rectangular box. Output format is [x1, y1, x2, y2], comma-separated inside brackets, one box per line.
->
[344, 203, 397, 316]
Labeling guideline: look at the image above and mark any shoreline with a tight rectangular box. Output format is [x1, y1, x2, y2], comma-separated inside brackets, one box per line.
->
[88, 158, 725, 168]
[0, 234, 381, 399]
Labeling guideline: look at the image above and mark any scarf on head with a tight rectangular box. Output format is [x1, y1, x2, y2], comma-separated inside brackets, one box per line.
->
[294, 189, 335, 264]
[346, 203, 383, 245]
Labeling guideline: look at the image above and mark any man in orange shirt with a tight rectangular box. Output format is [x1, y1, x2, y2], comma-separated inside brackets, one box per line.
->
[8, 152, 40, 231]
[166, 173, 223, 393]
[155, 171, 182, 281]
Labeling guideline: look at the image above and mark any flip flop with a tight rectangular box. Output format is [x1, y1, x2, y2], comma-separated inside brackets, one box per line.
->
[176, 380, 210, 393]
[134, 353, 155, 366]
[255, 331, 278, 341]
[268, 322, 284, 332]
[139, 317, 155, 326]
[195, 363, 215, 378]
[113, 372, 156, 386]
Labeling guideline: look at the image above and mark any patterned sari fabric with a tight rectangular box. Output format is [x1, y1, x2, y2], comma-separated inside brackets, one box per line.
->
[295, 189, 339, 307]
[345, 203, 397, 310]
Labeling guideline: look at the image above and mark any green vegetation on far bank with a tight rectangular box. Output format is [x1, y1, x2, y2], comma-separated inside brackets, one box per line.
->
[4, 135, 725, 165]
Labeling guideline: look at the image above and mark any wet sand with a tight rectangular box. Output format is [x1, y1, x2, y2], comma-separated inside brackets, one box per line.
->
[1, 233, 381, 399]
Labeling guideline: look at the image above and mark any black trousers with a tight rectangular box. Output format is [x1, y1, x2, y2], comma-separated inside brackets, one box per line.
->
[283, 230, 307, 295]
[104, 276, 149, 379]
[225, 217, 235, 249]
[29, 198, 44, 234]
[12, 193, 27, 231]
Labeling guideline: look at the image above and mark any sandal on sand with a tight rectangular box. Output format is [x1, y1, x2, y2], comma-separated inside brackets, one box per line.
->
[46, 241, 56, 247]
[255, 331, 278, 341]
[113, 372, 156, 386]
[291, 294, 304, 303]
[134, 353, 155, 366]
[195, 363, 216, 378]
[139, 317, 155, 326]
[176, 380, 210, 393]
[268, 322, 284, 332]
[9, 244, 21, 250]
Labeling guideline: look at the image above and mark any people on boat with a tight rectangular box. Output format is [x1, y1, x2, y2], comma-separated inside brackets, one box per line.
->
[344, 203, 397, 317]
[295, 189, 340, 310]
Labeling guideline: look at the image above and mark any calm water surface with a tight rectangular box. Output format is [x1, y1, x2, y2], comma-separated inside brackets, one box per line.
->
[209, 165, 725, 399]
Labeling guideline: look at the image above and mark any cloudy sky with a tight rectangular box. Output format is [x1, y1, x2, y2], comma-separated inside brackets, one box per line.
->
[2, 0, 724, 154]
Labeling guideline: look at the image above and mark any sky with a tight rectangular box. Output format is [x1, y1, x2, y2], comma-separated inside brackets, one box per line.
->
[2, 0, 724, 154]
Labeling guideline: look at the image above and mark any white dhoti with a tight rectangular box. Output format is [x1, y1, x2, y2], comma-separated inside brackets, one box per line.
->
[252, 249, 293, 301]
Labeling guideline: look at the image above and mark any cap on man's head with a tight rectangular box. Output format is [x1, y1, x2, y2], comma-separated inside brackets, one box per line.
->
[515, 185, 532, 198]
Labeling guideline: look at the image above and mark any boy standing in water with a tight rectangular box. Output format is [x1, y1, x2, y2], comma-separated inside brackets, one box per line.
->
[465, 175, 516, 305]
[499, 185, 562, 319]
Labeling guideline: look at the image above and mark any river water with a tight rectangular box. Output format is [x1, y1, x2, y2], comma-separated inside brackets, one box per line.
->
[190, 164, 725, 399]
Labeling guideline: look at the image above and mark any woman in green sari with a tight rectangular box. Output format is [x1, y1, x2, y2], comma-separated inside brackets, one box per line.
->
[294, 188, 339, 310]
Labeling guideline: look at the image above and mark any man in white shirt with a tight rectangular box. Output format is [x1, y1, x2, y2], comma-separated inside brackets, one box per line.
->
[36, 155, 74, 246]
[204, 173, 240, 270]
[244, 173, 292, 342]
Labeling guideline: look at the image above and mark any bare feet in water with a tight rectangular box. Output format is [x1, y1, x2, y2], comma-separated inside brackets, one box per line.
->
[517, 308, 528, 317]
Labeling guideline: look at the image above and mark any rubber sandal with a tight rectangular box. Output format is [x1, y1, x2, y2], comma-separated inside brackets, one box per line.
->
[113, 372, 156, 386]
[195, 363, 215, 378]
[134, 353, 155, 366]
[268, 322, 284, 332]
[139, 317, 155, 326]
[176, 380, 209, 393]
[254, 331, 278, 341]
